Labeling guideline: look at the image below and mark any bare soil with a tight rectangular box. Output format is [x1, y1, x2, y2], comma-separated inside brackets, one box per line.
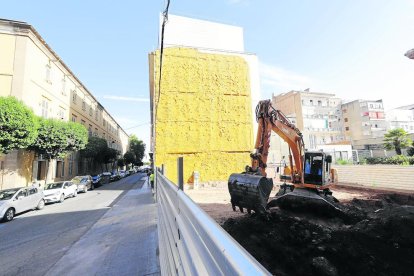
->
[186, 186, 414, 276]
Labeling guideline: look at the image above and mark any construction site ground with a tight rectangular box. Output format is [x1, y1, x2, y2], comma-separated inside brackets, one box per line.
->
[186, 183, 414, 276]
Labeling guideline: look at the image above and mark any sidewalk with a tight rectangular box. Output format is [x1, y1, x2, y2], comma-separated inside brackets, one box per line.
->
[46, 179, 160, 276]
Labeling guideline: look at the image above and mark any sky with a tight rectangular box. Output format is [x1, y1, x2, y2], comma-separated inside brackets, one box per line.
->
[2, 0, 414, 159]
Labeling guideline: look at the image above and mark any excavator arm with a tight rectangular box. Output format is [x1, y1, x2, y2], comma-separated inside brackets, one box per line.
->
[250, 100, 305, 184]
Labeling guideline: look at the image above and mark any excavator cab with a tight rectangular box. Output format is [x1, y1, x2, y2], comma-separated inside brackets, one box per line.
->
[303, 151, 330, 185]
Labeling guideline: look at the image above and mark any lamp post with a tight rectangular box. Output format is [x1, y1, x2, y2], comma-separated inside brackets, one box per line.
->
[405, 48, 414, 59]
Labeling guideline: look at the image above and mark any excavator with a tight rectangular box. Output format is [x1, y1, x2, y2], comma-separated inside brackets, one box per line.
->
[228, 100, 339, 215]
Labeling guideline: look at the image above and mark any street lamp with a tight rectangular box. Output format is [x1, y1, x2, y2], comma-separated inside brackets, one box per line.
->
[405, 48, 414, 59]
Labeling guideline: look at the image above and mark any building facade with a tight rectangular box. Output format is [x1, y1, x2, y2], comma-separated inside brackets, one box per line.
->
[341, 99, 387, 145]
[386, 104, 414, 134]
[0, 19, 128, 189]
[149, 15, 259, 184]
[271, 89, 343, 155]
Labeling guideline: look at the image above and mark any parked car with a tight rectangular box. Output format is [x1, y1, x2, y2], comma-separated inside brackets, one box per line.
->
[119, 170, 126, 178]
[71, 175, 93, 192]
[43, 181, 77, 203]
[91, 175, 101, 187]
[110, 172, 120, 182]
[125, 170, 130, 177]
[100, 172, 111, 184]
[128, 169, 135, 175]
[0, 187, 45, 222]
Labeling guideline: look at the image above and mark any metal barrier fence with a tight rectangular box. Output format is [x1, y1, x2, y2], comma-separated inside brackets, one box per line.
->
[156, 170, 271, 276]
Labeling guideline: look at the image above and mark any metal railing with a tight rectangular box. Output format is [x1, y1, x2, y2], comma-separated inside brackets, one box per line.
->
[156, 170, 271, 276]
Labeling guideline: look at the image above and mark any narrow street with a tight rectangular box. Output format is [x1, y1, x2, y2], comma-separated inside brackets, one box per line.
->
[0, 173, 158, 276]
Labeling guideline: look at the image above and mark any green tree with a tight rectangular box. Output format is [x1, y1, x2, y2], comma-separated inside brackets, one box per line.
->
[383, 128, 412, 155]
[103, 148, 119, 171]
[117, 158, 125, 168]
[30, 118, 87, 182]
[80, 136, 109, 172]
[0, 96, 38, 154]
[123, 151, 135, 168]
[129, 134, 146, 165]
[65, 122, 88, 152]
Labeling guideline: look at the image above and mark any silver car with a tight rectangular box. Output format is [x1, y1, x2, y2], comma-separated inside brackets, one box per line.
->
[71, 175, 93, 192]
[0, 187, 45, 222]
[43, 181, 77, 203]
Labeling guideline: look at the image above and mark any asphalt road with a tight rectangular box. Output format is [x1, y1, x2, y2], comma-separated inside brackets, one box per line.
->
[0, 173, 147, 276]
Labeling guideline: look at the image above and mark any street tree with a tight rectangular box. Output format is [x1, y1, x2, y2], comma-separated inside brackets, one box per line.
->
[383, 128, 412, 155]
[117, 157, 125, 168]
[103, 147, 119, 171]
[0, 96, 38, 154]
[30, 118, 87, 182]
[80, 136, 108, 171]
[129, 134, 146, 165]
[123, 151, 135, 168]
[65, 122, 88, 152]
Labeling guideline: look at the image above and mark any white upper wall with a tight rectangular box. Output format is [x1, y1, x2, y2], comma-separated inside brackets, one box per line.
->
[161, 14, 244, 52]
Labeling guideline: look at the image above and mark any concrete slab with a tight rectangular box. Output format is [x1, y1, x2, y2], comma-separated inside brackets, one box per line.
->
[46, 179, 160, 276]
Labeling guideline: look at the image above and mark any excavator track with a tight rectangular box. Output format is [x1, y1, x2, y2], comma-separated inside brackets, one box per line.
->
[267, 184, 342, 217]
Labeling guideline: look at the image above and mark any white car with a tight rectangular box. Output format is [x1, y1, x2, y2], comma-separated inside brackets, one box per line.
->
[0, 187, 45, 222]
[43, 181, 77, 203]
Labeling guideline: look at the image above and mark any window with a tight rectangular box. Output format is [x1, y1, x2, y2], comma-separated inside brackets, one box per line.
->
[103, 133, 106, 139]
[103, 119, 106, 127]
[68, 154, 74, 176]
[89, 107, 93, 116]
[82, 101, 86, 111]
[45, 63, 51, 83]
[71, 114, 77, 122]
[81, 119, 85, 126]
[344, 118, 348, 122]
[17, 190, 27, 198]
[61, 77, 66, 96]
[95, 109, 99, 121]
[318, 100, 322, 106]
[72, 90, 77, 103]
[58, 107, 65, 120]
[94, 128, 98, 137]
[28, 188, 37, 195]
[88, 125, 92, 136]
[41, 97, 50, 118]
[345, 127, 349, 131]
[377, 112, 384, 119]
[310, 100, 313, 105]
[342, 109, 347, 113]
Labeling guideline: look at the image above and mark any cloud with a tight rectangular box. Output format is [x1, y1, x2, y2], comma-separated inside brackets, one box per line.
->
[102, 95, 149, 102]
[259, 62, 317, 93]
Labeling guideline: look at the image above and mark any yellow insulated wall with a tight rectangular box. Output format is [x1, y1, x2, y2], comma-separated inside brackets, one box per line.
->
[150, 47, 253, 184]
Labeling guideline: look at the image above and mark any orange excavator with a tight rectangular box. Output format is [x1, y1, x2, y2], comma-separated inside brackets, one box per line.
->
[228, 100, 339, 214]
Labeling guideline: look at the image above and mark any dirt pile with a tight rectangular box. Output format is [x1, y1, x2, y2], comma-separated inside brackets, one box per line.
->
[222, 194, 414, 276]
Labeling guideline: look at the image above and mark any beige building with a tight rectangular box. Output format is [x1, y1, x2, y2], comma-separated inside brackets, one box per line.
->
[270, 90, 343, 163]
[0, 19, 128, 189]
[341, 99, 387, 148]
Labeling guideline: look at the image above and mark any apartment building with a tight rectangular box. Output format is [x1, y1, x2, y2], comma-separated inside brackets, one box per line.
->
[0, 19, 128, 189]
[386, 104, 414, 134]
[341, 99, 387, 144]
[272, 89, 343, 145]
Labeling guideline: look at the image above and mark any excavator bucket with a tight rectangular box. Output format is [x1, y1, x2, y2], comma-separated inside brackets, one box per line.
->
[267, 185, 342, 217]
[228, 173, 273, 214]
